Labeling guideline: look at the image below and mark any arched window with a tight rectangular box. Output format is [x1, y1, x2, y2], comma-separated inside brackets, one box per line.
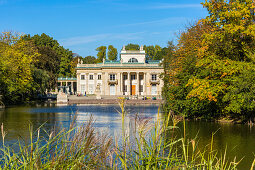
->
[128, 58, 138, 63]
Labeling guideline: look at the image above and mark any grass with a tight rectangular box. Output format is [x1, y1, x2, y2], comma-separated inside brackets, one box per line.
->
[0, 98, 251, 169]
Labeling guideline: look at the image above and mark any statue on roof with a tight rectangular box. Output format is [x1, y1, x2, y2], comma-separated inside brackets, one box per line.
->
[123, 45, 125, 50]
[140, 45, 143, 51]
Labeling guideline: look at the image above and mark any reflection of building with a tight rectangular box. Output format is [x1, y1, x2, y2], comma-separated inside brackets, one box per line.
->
[58, 45, 164, 97]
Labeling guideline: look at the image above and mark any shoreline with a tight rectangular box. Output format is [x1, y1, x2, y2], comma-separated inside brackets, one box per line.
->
[67, 98, 163, 105]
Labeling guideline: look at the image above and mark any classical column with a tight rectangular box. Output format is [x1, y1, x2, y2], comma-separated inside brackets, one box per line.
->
[71, 81, 74, 94]
[127, 72, 130, 96]
[120, 72, 122, 94]
[117, 72, 120, 95]
[147, 73, 151, 95]
[94, 73, 97, 94]
[77, 73, 80, 94]
[86, 73, 89, 93]
[105, 72, 108, 95]
[144, 73, 147, 96]
[136, 72, 139, 96]
[102, 72, 105, 95]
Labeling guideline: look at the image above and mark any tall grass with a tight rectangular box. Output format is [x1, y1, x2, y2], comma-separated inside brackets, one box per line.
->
[0, 99, 251, 169]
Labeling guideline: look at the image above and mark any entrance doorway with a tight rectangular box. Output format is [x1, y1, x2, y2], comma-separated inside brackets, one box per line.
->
[151, 84, 157, 95]
[110, 84, 115, 95]
[131, 85, 136, 95]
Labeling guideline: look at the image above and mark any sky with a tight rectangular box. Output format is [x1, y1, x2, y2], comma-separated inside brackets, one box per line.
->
[0, 0, 208, 57]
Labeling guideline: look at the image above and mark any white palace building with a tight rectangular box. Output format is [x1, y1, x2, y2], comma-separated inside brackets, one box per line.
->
[57, 45, 164, 98]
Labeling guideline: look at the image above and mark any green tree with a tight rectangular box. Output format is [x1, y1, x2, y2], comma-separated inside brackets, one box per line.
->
[163, 0, 255, 120]
[83, 56, 97, 64]
[96, 46, 106, 63]
[23, 33, 73, 89]
[70, 55, 83, 77]
[144, 45, 155, 60]
[125, 43, 140, 50]
[107, 45, 118, 60]
[0, 32, 40, 104]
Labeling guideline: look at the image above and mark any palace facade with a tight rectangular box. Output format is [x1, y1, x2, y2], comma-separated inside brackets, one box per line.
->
[58, 45, 164, 98]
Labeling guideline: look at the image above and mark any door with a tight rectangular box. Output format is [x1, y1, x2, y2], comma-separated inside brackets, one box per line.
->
[81, 85, 86, 95]
[151, 84, 157, 95]
[131, 85, 136, 95]
[89, 84, 94, 94]
[110, 84, 115, 95]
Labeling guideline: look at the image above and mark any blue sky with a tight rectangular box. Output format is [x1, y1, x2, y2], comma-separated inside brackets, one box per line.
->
[0, 0, 208, 57]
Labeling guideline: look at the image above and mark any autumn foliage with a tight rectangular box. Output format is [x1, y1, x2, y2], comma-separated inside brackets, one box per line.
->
[163, 0, 255, 120]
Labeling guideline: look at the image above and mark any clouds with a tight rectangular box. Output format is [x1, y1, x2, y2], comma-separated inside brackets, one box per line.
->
[60, 32, 144, 46]
[119, 17, 188, 27]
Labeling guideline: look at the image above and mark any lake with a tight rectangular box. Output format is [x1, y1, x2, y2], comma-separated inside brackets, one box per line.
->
[0, 103, 254, 169]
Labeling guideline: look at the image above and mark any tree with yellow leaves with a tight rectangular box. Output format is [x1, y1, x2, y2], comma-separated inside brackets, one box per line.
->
[0, 32, 40, 104]
[163, 0, 255, 120]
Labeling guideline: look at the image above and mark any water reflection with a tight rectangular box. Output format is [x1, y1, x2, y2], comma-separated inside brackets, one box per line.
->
[0, 104, 159, 144]
[0, 104, 255, 169]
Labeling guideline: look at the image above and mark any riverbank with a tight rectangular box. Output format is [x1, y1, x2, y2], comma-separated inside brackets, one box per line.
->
[67, 95, 163, 105]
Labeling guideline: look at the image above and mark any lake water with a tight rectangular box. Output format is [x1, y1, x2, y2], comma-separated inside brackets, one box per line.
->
[0, 103, 254, 169]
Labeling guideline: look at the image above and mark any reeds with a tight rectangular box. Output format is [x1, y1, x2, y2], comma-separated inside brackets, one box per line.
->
[0, 100, 251, 169]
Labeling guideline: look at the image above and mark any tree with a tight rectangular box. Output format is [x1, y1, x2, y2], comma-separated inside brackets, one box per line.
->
[125, 43, 140, 50]
[107, 45, 118, 60]
[23, 33, 73, 89]
[154, 47, 167, 60]
[83, 56, 97, 64]
[0, 32, 40, 104]
[144, 45, 163, 60]
[144, 45, 155, 60]
[70, 55, 83, 77]
[163, 0, 255, 120]
[96, 46, 106, 63]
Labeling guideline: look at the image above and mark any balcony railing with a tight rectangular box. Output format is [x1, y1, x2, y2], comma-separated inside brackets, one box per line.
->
[108, 79, 118, 84]
[149, 79, 160, 84]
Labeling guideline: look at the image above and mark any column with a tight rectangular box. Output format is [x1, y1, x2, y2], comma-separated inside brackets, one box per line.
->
[120, 72, 122, 94]
[147, 73, 151, 95]
[136, 72, 139, 96]
[144, 73, 147, 96]
[117, 73, 121, 95]
[127, 72, 130, 96]
[102, 72, 105, 95]
[77, 73, 80, 94]
[94, 73, 97, 94]
[105, 72, 108, 95]
[86, 73, 89, 93]
[71, 82, 74, 94]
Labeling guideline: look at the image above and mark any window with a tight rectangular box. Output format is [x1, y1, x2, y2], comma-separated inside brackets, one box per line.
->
[123, 85, 127, 92]
[151, 74, 157, 80]
[131, 75, 136, 80]
[89, 75, 93, 80]
[109, 74, 115, 80]
[123, 75, 127, 80]
[128, 58, 138, 63]
[98, 75, 101, 80]
[81, 75, 85, 80]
